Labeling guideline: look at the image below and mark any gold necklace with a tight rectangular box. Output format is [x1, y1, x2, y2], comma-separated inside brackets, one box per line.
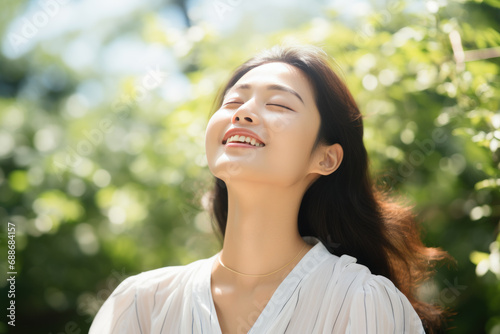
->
[217, 244, 307, 277]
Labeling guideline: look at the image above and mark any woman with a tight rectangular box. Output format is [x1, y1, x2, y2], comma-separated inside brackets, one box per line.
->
[90, 45, 448, 333]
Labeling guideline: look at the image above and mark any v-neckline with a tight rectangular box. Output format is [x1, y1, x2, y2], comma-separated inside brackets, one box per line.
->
[204, 237, 328, 334]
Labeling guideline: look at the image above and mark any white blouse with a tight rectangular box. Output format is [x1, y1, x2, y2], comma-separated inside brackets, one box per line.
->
[89, 237, 425, 333]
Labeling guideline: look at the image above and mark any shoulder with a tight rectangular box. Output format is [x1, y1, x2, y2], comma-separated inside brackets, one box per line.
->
[117, 257, 208, 292]
[314, 253, 425, 333]
[336, 255, 425, 333]
[89, 256, 213, 334]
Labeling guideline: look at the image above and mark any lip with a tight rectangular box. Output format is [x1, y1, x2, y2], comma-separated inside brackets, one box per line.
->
[225, 142, 260, 148]
[222, 128, 265, 146]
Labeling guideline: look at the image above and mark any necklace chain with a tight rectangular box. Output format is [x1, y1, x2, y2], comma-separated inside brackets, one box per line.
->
[217, 244, 308, 277]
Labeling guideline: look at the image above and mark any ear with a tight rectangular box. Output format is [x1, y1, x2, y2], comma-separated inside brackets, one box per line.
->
[313, 143, 343, 176]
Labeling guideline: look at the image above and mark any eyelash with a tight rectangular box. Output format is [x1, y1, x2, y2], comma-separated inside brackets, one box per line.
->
[223, 102, 294, 112]
[268, 103, 294, 111]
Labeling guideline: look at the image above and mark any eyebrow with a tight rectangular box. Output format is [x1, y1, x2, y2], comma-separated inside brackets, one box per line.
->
[227, 83, 305, 105]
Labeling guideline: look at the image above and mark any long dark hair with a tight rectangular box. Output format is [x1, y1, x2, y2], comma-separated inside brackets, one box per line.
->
[207, 45, 450, 333]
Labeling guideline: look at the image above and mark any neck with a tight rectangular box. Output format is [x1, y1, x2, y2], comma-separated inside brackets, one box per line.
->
[218, 180, 311, 284]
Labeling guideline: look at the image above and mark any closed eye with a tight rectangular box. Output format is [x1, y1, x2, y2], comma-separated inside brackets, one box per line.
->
[223, 101, 242, 107]
[267, 103, 295, 112]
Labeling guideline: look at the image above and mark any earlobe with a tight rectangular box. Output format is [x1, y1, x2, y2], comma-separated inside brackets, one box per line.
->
[318, 143, 343, 175]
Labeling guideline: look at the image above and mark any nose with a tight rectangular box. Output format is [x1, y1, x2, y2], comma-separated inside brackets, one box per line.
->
[231, 100, 260, 125]
[233, 115, 253, 123]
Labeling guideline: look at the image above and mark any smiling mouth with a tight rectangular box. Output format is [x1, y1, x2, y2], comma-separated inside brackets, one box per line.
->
[224, 142, 264, 148]
[222, 135, 265, 147]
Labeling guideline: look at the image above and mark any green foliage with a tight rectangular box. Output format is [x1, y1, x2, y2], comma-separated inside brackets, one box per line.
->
[0, 0, 498, 333]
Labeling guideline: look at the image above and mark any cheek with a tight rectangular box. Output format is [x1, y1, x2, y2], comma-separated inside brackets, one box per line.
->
[270, 113, 317, 152]
[269, 127, 315, 172]
[205, 113, 223, 146]
[205, 112, 226, 163]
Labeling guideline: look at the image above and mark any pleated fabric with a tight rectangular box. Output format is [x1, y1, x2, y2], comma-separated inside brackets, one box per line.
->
[89, 237, 425, 334]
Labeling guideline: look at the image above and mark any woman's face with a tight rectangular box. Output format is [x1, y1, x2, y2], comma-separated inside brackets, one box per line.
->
[205, 62, 322, 188]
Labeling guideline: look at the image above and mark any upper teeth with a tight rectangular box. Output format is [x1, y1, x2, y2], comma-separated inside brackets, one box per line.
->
[226, 135, 264, 147]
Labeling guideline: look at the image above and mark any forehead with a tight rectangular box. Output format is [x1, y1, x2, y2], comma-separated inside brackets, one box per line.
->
[228, 62, 315, 104]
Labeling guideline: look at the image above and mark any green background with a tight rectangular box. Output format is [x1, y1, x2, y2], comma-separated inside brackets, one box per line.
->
[0, 0, 499, 333]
